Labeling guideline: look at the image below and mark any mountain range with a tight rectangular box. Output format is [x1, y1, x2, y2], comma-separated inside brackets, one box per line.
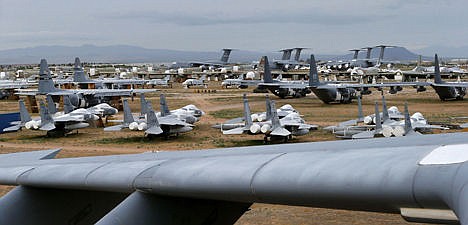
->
[0, 44, 465, 65]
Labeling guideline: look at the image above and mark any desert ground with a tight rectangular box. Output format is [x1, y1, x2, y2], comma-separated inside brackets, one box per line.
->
[1, 81, 466, 224]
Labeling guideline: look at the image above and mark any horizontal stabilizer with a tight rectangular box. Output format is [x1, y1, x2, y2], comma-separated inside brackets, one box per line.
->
[270, 127, 291, 136]
[39, 123, 56, 131]
[104, 124, 126, 131]
[352, 130, 376, 139]
[222, 126, 246, 135]
[339, 119, 358, 127]
[2, 125, 21, 133]
[0, 149, 61, 164]
[145, 126, 163, 135]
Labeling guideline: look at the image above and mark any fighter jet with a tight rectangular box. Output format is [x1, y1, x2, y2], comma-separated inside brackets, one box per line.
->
[222, 94, 317, 142]
[182, 75, 207, 88]
[146, 75, 172, 88]
[4, 131, 468, 224]
[221, 73, 263, 89]
[16, 59, 156, 108]
[105, 98, 193, 137]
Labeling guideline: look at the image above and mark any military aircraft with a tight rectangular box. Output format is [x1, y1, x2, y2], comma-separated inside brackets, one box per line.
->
[61, 57, 147, 89]
[222, 94, 317, 142]
[271, 47, 308, 71]
[16, 59, 156, 108]
[153, 94, 202, 124]
[221, 73, 263, 89]
[182, 75, 207, 88]
[3, 131, 468, 224]
[257, 56, 311, 98]
[308, 54, 428, 103]
[146, 75, 172, 88]
[430, 54, 468, 100]
[0, 79, 37, 99]
[105, 98, 193, 137]
[189, 48, 234, 69]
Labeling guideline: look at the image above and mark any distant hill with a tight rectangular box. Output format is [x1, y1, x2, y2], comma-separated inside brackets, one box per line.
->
[0, 44, 443, 65]
[326, 46, 426, 62]
[0, 45, 273, 64]
[413, 45, 468, 58]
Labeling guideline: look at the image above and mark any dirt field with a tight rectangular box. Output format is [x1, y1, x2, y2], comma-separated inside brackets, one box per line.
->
[0, 81, 466, 224]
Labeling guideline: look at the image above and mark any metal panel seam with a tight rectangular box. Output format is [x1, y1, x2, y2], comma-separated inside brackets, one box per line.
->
[132, 160, 168, 190]
[249, 153, 287, 198]
[84, 162, 113, 186]
[15, 167, 35, 185]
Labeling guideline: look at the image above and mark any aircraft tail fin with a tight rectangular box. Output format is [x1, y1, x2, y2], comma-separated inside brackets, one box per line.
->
[19, 99, 32, 124]
[434, 54, 443, 84]
[220, 49, 233, 63]
[265, 95, 272, 121]
[357, 95, 364, 122]
[242, 94, 253, 127]
[262, 56, 274, 83]
[159, 94, 171, 117]
[39, 100, 55, 130]
[374, 102, 382, 131]
[146, 109, 163, 135]
[309, 54, 320, 86]
[293, 48, 304, 61]
[381, 95, 389, 122]
[270, 100, 281, 129]
[73, 57, 90, 82]
[38, 59, 58, 93]
[46, 95, 57, 115]
[63, 95, 75, 114]
[140, 94, 149, 116]
[122, 99, 135, 124]
[404, 102, 413, 134]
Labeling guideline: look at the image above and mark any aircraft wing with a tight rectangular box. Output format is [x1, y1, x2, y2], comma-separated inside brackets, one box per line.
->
[53, 115, 84, 122]
[413, 124, 449, 130]
[2, 124, 22, 132]
[145, 126, 163, 135]
[4, 133, 468, 223]
[222, 126, 246, 135]
[270, 127, 291, 136]
[431, 82, 468, 87]
[39, 122, 56, 131]
[103, 124, 127, 131]
[460, 123, 468, 129]
[351, 130, 376, 139]
[317, 82, 430, 89]
[158, 117, 192, 126]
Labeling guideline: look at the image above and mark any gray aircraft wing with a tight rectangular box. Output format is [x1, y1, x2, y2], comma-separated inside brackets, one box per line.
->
[4, 133, 468, 224]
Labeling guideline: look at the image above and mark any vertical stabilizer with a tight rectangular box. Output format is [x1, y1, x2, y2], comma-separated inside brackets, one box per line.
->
[265, 95, 272, 121]
[350, 49, 361, 60]
[374, 102, 382, 130]
[381, 95, 389, 122]
[434, 54, 443, 84]
[122, 99, 135, 124]
[39, 101, 54, 126]
[357, 95, 364, 122]
[46, 95, 57, 115]
[63, 95, 75, 114]
[140, 94, 149, 116]
[38, 59, 58, 94]
[146, 109, 160, 128]
[73, 57, 90, 82]
[270, 101, 281, 129]
[309, 54, 320, 86]
[262, 56, 273, 83]
[377, 46, 386, 66]
[404, 102, 413, 134]
[293, 48, 306, 61]
[363, 47, 373, 59]
[220, 49, 232, 63]
[19, 100, 32, 124]
[243, 94, 253, 127]
[159, 94, 171, 117]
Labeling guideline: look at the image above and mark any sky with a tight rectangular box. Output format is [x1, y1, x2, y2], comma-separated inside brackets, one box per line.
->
[1, 0, 467, 54]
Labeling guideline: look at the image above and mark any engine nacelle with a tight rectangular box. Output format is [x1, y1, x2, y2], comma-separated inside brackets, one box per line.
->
[382, 126, 393, 137]
[249, 124, 261, 134]
[393, 125, 405, 137]
[260, 124, 271, 134]
[138, 122, 147, 131]
[129, 122, 139, 131]
[65, 122, 89, 130]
